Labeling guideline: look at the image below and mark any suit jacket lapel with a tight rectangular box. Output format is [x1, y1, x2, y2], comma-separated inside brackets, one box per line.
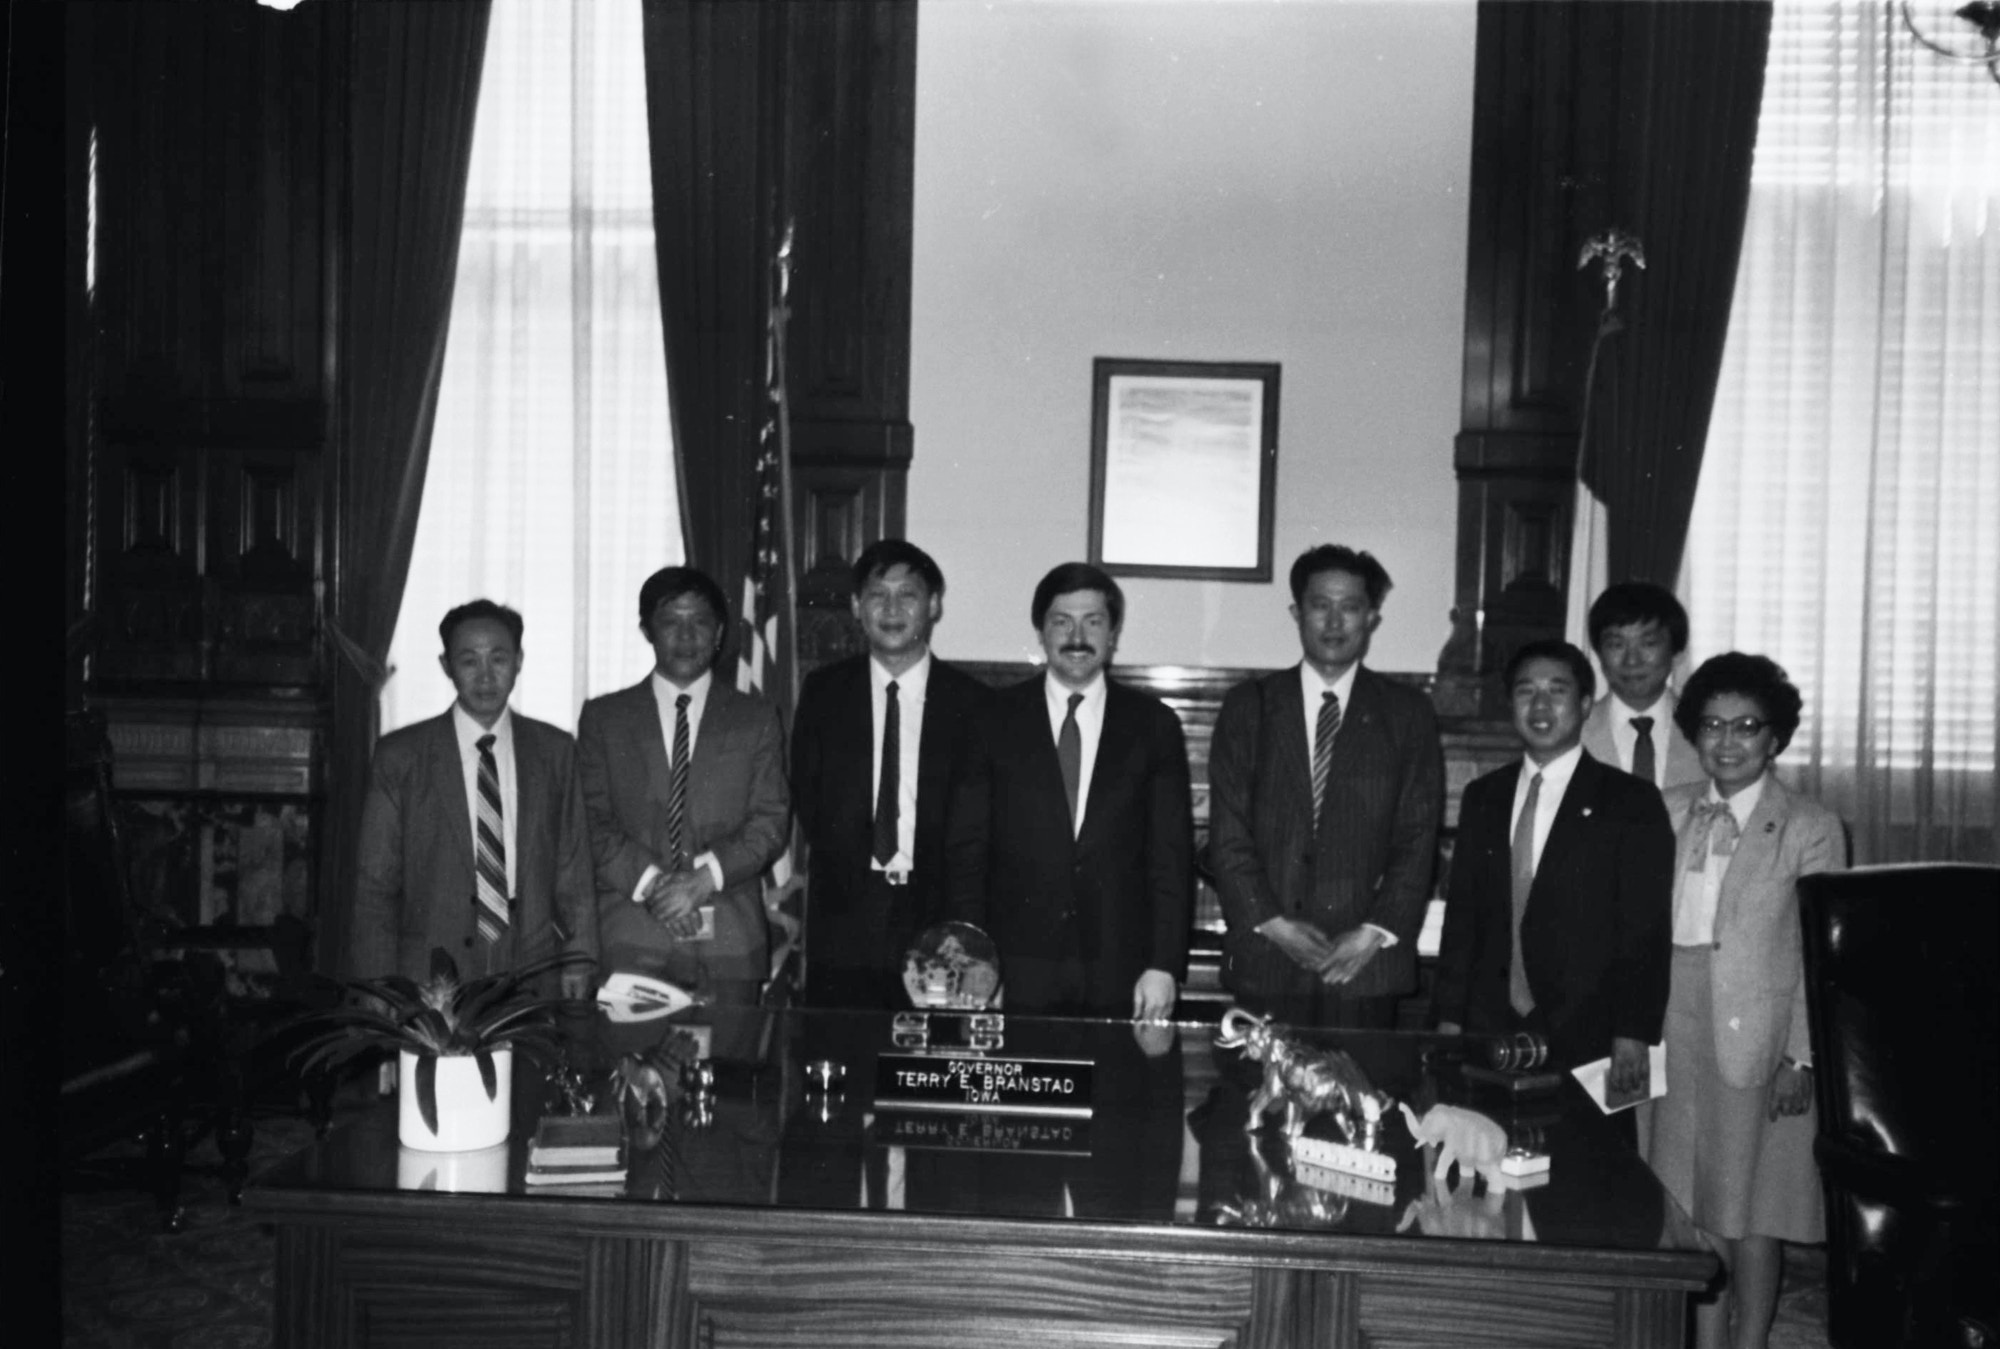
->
[913, 663, 954, 853]
[1078, 681, 1135, 848]
[1715, 775, 1789, 932]
[1532, 754, 1599, 898]
[428, 713, 476, 897]
[634, 678, 675, 809]
[1268, 671, 1313, 815]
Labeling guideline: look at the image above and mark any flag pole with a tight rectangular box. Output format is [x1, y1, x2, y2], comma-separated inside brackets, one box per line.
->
[1565, 228, 1645, 653]
[770, 219, 800, 713]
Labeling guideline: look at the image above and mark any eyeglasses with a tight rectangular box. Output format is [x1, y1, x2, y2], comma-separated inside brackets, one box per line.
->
[1696, 716, 1771, 741]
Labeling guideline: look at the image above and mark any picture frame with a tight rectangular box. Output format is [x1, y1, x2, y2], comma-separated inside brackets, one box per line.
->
[1088, 357, 1280, 582]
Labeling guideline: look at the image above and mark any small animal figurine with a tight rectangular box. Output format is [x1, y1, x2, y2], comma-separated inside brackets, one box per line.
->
[1399, 1100, 1509, 1183]
[1217, 1007, 1393, 1147]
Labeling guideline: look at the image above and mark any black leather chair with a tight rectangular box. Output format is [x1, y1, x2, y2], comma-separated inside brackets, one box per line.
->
[1798, 864, 1999, 1349]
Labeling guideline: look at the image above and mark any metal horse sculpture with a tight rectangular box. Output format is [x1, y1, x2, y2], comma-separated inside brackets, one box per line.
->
[1217, 1007, 1393, 1149]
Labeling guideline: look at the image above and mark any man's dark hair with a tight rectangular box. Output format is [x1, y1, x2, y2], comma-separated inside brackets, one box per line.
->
[1504, 638, 1596, 702]
[851, 539, 945, 597]
[1030, 562, 1124, 630]
[1674, 652, 1805, 754]
[1289, 545, 1392, 608]
[439, 599, 524, 652]
[1587, 582, 1690, 654]
[637, 566, 729, 635]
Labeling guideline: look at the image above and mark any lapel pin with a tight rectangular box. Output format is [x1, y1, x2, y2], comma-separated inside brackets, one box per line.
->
[1764, 822, 1776, 833]
[1581, 807, 1594, 818]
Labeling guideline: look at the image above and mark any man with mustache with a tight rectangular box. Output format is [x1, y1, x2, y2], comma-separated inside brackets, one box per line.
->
[947, 562, 1193, 1018]
[577, 566, 789, 1005]
[1209, 545, 1444, 1027]
[790, 540, 992, 1008]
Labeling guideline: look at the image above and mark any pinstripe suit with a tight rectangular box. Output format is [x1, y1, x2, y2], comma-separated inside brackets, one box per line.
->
[1209, 665, 1444, 1016]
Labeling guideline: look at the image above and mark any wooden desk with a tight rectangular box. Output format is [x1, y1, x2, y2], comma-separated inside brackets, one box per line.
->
[247, 1009, 1714, 1348]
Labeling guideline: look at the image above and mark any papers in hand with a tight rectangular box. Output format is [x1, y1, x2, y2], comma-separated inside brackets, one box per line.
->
[597, 972, 697, 1022]
[1570, 1042, 1667, 1115]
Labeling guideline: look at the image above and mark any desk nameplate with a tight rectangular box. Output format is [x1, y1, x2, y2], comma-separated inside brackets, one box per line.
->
[875, 1052, 1094, 1118]
[873, 1112, 1092, 1155]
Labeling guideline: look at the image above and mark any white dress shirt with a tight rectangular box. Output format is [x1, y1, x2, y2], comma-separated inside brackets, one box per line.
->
[633, 668, 723, 898]
[1295, 660, 1395, 947]
[870, 653, 929, 872]
[453, 703, 518, 896]
[1045, 672, 1107, 838]
[1511, 743, 1585, 875]
[1606, 689, 1676, 788]
[1673, 772, 1766, 947]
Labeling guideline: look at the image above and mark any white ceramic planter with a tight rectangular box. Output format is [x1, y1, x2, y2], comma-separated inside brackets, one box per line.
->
[396, 1141, 511, 1192]
[398, 1047, 512, 1152]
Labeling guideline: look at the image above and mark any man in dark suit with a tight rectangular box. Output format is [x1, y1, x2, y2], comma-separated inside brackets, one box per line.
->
[350, 600, 596, 996]
[950, 563, 1192, 1019]
[791, 540, 992, 1008]
[1209, 545, 1444, 1028]
[577, 567, 788, 1003]
[1432, 639, 1674, 1098]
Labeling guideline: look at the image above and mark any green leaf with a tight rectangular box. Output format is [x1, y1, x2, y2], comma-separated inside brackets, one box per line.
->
[429, 947, 460, 985]
[415, 1053, 439, 1135]
[476, 1049, 497, 1102]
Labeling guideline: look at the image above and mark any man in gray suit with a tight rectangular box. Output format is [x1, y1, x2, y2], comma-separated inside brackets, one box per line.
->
[1579, 582, 1705, 793]
[1209, 545, 1444, 1027]
[578, 566, 788, 1003]
[350, 600, 597, 997]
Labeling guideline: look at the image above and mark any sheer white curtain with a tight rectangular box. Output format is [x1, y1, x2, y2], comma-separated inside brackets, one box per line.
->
[1682, 0, 1999, 862]
[380, 0, 680, 734]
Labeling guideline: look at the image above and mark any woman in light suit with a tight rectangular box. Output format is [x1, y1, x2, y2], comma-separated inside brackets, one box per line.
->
[1648, 653, 1845, 1349]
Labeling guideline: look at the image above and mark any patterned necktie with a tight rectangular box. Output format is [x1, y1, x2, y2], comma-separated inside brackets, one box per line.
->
[1686, 800, 1740, 873]
[473, 733, 508, 944]
[1057, 692, 1085, 828]
[1629, 716, 1657, 786]
[666, 694, 691, 870]
[1509, 771, 1543, 1016]
[873, 681, 900, 865]
[1312, 690, 1342, 823]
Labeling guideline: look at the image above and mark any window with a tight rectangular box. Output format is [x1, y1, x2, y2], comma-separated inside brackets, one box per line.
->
[381, 0, 680, 733]
[1683, 0, 1998, 860]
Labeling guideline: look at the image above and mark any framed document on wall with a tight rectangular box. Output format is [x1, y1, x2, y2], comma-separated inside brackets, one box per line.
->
[1088, 358, 1280, 582]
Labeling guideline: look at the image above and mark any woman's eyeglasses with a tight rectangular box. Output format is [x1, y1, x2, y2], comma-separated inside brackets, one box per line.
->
[1696, 716, 1770, 741]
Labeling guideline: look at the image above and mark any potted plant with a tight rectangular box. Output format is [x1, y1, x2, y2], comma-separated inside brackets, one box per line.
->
[288, 947, 583, 1152]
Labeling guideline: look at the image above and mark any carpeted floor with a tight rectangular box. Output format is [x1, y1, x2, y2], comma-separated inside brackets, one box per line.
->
[61, 1119, 1834, 1348]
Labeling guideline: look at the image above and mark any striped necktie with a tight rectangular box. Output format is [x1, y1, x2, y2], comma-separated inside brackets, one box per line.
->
[1312, 690, 1342, 823]
[474, 733, 509, 944]
[667, 694, 691, 870]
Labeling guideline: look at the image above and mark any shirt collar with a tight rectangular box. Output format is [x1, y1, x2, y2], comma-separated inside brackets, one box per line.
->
[871, 650, 931, 698]
[1299, 659, 1360, 709]
[1609, 688, 1674, 722]
[1522, 741, 1584, 787]
[1705, 771, 1768, 825]
[652, 667, 713, 702]
[1045, 670, 1105, 715]
[452, 702, 512, 750]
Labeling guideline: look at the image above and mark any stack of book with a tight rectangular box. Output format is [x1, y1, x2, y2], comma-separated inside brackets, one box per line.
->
[524, 1114, 627, 1194]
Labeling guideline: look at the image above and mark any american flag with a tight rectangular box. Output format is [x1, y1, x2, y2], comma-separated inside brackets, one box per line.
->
[742, 223, 796, 897]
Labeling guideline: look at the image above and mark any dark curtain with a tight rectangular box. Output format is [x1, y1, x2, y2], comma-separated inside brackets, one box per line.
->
[320, 0, 491, 977]
[639, 0, 780, 631]
[1591, 1, 1772, 586]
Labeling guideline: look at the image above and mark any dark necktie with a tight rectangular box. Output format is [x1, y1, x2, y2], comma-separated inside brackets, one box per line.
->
[873, 681, 900, 866]
[473, 734, 508, 944]
[1312, 690, 1342, 823]
[1057, 692, 1084, 828]
[1630, 716, 1657, 786]
[666, 694, 691, 870]
[1509, 771, 1543, 1016]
